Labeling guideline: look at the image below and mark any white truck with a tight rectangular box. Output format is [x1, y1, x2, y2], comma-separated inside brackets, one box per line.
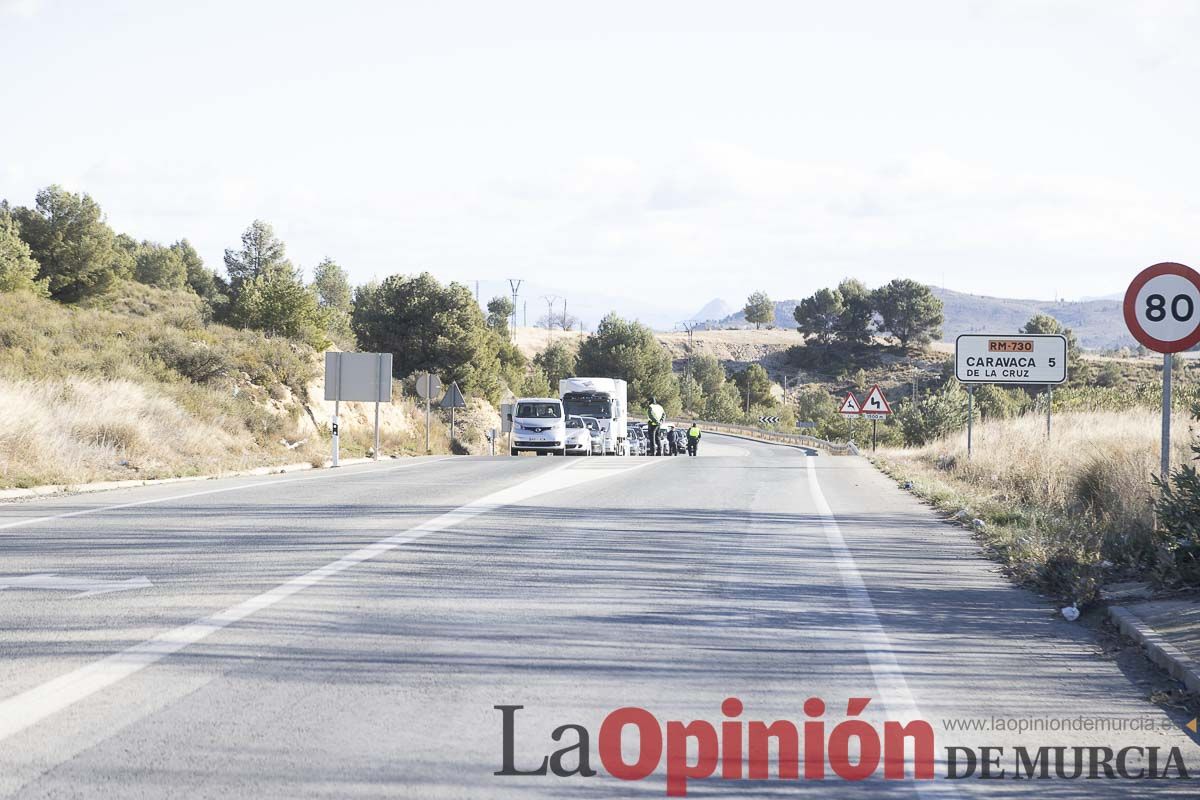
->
[559, 378, 628, 456]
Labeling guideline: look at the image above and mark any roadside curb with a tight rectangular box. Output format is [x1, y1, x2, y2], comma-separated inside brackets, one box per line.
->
[1109, 605, 1200, 695]
[0, 457, 381, 504]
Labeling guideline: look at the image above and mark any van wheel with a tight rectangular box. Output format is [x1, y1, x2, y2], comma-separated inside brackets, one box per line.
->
[510, 448, 519, 456]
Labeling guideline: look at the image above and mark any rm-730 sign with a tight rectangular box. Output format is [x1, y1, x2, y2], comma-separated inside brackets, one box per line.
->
[955, 334, 1067, 385]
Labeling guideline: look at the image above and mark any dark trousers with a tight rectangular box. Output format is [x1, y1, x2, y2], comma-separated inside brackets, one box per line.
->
[647, 424, 661, 455]
[688, 438, 698, 456]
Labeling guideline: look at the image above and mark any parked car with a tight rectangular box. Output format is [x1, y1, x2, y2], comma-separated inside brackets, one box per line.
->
[628, 427, 646, 456]
[579, 416, 605, 455]
[564, 415, 594, 455]
[672, 429, 687, 455]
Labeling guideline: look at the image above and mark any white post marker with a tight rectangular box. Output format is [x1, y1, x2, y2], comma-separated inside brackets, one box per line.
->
[1123, 262, 1200, 480]
[861, 385, 893, 452]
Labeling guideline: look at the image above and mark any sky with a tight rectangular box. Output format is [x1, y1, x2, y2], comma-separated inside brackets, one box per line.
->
[3, 0, 1200, 327]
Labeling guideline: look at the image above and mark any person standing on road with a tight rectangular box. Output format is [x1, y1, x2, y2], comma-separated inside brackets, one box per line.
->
[646, 397, 666, 456]
[687, 422, 701, 456]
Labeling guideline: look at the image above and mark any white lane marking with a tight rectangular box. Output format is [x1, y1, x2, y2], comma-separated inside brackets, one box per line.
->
[0, 457, 454, 532]
[0, 458, 657, 743]
[805, 458, 958, 798]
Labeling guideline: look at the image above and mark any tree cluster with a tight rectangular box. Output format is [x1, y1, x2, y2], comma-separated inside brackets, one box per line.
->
[793, 278, 943, 350]
[0, 186, 351, 351]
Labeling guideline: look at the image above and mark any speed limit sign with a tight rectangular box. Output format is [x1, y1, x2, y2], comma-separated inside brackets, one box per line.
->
[1125, 261, 1200, 483]
[1123, 262, 1200, 353]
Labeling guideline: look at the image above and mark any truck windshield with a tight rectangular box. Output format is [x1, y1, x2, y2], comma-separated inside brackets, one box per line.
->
[563, 396, 612, 419]
[517, 402, 561, 418]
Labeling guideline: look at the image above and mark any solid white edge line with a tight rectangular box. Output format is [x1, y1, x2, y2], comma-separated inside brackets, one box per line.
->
[0, 457, 659, 743]
[0, 457, 456, 532]
[805, 457, 959, 798]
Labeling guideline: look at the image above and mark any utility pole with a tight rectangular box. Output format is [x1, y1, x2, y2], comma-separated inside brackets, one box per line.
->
[541, 295, 560, 330]
[507, 279, 522, 341]
[562, 299, 568, 331]
[679, 321, 697, 383]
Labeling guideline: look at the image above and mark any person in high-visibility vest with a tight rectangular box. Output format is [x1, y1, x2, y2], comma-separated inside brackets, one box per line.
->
[686, 421, 702, 457]
[646, 397, 666, 456]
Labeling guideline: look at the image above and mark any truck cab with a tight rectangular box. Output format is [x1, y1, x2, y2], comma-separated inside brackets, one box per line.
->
[559, 378, 628, 455]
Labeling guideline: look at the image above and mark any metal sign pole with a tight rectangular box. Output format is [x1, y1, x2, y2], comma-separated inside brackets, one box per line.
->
[1046, 385, 1052, 440]
[967, 387, 974, 460]
[425, 373, 432, 455]
[332, 399, 340, 467]
[1162, 353, 1172, 479]
[373, 354, 382, 461]
[450, 405, 455, 441]
[373, 401, 380, 460]
[331, 353, 341, 468]
[872, 419, 877, 452]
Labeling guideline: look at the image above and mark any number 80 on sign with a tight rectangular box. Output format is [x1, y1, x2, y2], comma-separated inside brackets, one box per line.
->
[1123, 262, 1200, 353]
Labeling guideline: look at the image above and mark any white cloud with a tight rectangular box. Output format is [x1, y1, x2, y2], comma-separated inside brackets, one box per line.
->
[0, 0, 44, 18]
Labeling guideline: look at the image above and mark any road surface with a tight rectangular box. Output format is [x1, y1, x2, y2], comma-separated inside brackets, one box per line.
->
[0, 434, 1195, 797]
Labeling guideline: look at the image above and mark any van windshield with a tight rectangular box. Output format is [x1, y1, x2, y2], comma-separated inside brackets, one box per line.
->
[517, 402, 561, 418]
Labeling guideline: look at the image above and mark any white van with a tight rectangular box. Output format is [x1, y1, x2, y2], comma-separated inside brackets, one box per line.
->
[508, 397, 567, 456]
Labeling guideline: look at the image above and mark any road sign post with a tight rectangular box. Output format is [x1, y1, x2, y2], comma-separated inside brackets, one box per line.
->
[440, 381, 467, 445]
[837, 391, 862, 446]
[1123, 262, 1200, 481]
[955, 334, 1067, 458]
[967, 386, 975, 459]
[416, 373, 443, 454]
[860, 385, 892, 452]
[324, 352, 393, 466]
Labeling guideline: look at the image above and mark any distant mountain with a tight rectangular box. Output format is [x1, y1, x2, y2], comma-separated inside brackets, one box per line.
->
[933, 288, 1131, 350]
[712, 288, 1132, 350]
[688, 298, 733, 322]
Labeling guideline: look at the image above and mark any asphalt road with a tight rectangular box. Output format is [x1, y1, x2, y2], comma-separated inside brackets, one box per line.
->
[0, 434, 1196, 797]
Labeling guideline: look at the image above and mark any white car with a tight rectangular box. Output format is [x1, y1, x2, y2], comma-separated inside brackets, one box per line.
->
[564, 415, 594, 455]
[579, 416, 605, 455]
[509, 397, 567, 456]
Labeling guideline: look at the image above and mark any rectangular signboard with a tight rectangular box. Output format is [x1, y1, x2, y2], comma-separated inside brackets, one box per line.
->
[955, 334, 1067, 385]
[324, 352, 393, 402]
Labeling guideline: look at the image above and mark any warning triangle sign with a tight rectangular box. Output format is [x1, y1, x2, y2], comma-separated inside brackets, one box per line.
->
[837, 392, 862, 415]
[439, 381, 467, 409]
[862, 385, 893, 415]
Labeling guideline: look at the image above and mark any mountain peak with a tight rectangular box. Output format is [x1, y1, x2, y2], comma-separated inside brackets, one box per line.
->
[689, 298, 732, 321]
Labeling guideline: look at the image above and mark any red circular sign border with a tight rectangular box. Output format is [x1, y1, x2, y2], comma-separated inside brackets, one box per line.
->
[1123, 262, 1200, 353]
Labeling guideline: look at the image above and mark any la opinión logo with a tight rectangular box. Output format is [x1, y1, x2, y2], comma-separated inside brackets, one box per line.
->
[494, 696, 934, 796]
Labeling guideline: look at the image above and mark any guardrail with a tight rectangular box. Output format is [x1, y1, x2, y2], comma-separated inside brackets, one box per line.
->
[634, 417, 859, 455]
[686, 420, 860, 455]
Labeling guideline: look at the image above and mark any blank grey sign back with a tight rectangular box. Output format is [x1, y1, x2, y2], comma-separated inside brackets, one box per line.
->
[324, 352, 393, 402]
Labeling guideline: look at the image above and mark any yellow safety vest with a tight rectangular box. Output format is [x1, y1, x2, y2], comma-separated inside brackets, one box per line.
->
[648, 403, 665, 424]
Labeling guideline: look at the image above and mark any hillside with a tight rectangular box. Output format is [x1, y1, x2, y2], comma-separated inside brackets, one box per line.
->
[0, 284, 455, 489]
[931, 288, 1130, 350]
[712, 288, 1132, 350]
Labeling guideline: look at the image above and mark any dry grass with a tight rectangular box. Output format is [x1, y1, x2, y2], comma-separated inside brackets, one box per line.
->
[0, 377, 276, 487]
[0, 286, 457, 489]
[876, 409, 1197, 604]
